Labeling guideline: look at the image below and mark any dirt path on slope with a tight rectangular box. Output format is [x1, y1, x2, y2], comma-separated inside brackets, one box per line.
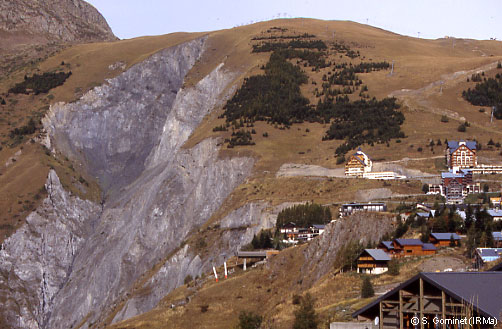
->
[390, 61, 502, 135]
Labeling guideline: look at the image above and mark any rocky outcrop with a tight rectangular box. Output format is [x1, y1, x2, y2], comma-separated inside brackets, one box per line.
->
[301, 212, 395, 287]
[43, 37, 207, 195]
[111, 201, 293, 324]
[0, 0, 116, 43]
[0, 170, 102, 328]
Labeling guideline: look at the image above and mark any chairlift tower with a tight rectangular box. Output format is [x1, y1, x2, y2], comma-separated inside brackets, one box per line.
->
[389, 60, 395, 76]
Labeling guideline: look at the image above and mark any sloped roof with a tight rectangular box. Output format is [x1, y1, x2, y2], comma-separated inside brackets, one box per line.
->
[353, 272, 502, 320]
[430, 233, 461, 241]
[311, 224, 326, 229]
[422, 243, 437, 251]
[477, 248, 502, 257]
[380, 241, 394, 250]
[363, 249, 391, 261]
[394, 238, 423, 246]
[441, 172, 465, 179]
[447, 140, 477, 153]
[487, 209, 502, 217]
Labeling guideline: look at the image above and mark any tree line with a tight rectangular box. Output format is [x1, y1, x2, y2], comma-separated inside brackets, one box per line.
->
[9, 71, 72, 95]
[276, 202, 332, 229]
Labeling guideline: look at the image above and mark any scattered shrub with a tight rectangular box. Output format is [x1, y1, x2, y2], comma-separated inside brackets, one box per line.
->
[237, 311, 263, 329]
[440, 115, 449, 123]
[293, 293, 318, 329]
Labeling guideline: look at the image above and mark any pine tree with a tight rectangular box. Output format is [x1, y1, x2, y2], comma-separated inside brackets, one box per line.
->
[361, 276, 374, 298]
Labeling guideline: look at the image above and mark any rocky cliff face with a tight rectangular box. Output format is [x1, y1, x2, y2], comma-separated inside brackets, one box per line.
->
[0, 170, 102, 328]
[1, 37, 257, 329]
[301, 212, 395, 287]
[0, 0, 116, 43]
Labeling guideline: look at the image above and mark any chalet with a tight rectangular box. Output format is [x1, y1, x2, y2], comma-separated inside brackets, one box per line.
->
[421, 243, 437, 255]
[280, 223, 326, 243]
[378, 241, 395, 254]
[339, 202, 386, 217]
[357, 249, 391, 275]
[392, 239, 424, 257]
[487, 209, 502, 221]
[429, 232, 461, 247]
[392, 239, 436, 257]
[280, 222, 299, 240]
[475, 248, 502, 268]
[446, 140, 477, 169]
[345, 148, 372, 177]
[353, 272, 502, 329]
[490, 196, 501, 207]
[310, 224, 326, 235]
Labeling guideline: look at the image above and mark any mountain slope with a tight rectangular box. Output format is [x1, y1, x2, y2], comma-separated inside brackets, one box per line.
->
[1, 18, 502, 329]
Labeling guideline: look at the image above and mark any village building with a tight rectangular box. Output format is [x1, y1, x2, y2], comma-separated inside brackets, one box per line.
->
[429, 168, 480, 204]
[378, 241, 395, 255]
[339, 202, 386, 217]
[345, 148, 372, 177]
[353, 272, 502, 329]
[429, 232, 461, 247]
[487, 209, 502, 221]
[490, 196, 501, 207]
[356, 249, 391, 275]
[475, 248, 502, 268]
[445, 140, 477, 169]
[280, 223, 326, 243]
[391, 239, 436, 257]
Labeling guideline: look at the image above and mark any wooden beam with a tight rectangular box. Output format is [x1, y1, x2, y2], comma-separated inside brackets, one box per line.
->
[441, 291, 446, 329]
[419, 278, 424, 329]
[379, 301, 383, 329]
[399, 290, 403, 329]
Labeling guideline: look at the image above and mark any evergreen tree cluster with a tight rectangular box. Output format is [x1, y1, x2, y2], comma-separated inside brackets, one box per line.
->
[223, 51, 312, 126]
[0, 96, 5, 105]
[237, 311, 263, 329]
[226, 129, 255, 148]
[9, 118, 37, 137]
[251, 33, 316, 41]
[9, 71, 72, 95]
[462, 74, 502, 119]
[276, 202, 332, 229]
[250, 230, 273, 250]
[252, 39, 328, 53]
[320, 97, 405, 155]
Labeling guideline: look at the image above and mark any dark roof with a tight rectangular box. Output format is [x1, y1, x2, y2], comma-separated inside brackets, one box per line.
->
[394, 238, 423, 246]
[311, 224, 326, 229]
[447, 140, 477, 153]
[342, 202, 386, 207]
[430, 232, 461, 241]
[422, 243, 437, 251]
[353, 272, 502, 320]
[380, 241, 394, 250]
[363, 249, 391, 261]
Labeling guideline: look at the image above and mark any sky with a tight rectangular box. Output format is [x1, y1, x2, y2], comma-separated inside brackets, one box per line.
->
[86, 0, 502, 41]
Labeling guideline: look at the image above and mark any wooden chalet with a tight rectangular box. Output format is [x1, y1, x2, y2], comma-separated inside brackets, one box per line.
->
[446, 140, 477, 169]
[390, 239, 437, 257]
[345, 148, 372, 177]
[429, 233, 461, 247]
[357, 249, 391, 275]
[379, 241, 395, 255]
[353, 272, 502, 329]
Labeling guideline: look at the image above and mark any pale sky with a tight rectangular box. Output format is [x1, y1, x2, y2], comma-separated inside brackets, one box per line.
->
[86, 0, 502, 41]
